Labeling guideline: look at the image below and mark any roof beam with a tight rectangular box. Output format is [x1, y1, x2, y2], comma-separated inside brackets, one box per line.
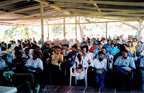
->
[50, 0, 144, 7]
[54, 4, 144, 14]
[0, 14, 141, 21]
[34, 0, 70, 15]
[69, 9, 144, 17]
[90, 0, 101, 12]
[0, 5, 47, 16]
[0, 0, 24, 7]
[19, 9, 59, 18]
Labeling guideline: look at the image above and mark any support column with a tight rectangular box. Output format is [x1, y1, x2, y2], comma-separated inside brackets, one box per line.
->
[138, 20, 142, 41]
[63, 16, 66, 43]
[75, 16, 77, 40]
[106, 22, 108, 39]
[40, 2, 44, 48]
[47, 24, 49, 40]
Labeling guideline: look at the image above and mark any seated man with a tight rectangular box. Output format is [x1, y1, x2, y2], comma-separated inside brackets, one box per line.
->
[96, 47, 112, 65]
[25, 50, 43, 73]
[114, 45, 134, 62]
[51, 46, 63, 84]
[91, 51, 108, 88]
[63, 44, 70, 61]
[51, 46, 63, 68]
[94, 43, 102, 56]
[114, 49, 136, 89]
[139, 57, 144, 71]
[13, 51, 27, 72]
[0, 58, 8, 71]
[103, 40, 111, 53]
[42, 43, 52, 63]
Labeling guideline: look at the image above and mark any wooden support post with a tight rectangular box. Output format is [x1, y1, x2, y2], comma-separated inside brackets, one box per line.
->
[47, 24, 49, 40]
[63, 16, 66, 43]
[106, 22, 108, 39]
[138, 20, 142, 41]
[40, 2, 44, 48]
[75, 16, 77, 40]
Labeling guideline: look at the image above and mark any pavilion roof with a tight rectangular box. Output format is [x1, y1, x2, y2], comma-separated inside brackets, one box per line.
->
[0, 0, 144, 25]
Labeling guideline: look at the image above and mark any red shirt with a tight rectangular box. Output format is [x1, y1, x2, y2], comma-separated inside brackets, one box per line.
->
[90, 46, 97, 52]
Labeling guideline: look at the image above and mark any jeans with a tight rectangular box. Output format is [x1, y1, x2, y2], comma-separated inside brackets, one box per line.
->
[95, 71, 106, 88]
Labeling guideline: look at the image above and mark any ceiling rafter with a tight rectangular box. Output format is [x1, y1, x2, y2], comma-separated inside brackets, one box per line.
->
[0, 5, 47, 16]
[49, 0, 144, 7]
[0, 0, 24, 7]
[90, 0, 101, 12]
[34, 0, 71, 15]
[54, 4, 144, 14]
[0, 13, 141, 21]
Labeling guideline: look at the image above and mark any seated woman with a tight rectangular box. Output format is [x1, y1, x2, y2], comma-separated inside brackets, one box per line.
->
[94, 43, 102, 56]
[109, 43, 120, 56]
[126, 41, 136, 56]
[72, 46, 92, 80]
[91, 51, 108, 88]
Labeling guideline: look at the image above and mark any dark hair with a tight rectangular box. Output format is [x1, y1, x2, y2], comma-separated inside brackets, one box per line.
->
[15, 51, 22, 56]
[64, 44, 69, 48]
[98, 43, 102, 45]
[102, 47, 106, 50]
[128, 41, 133, 47]
[72, 45, 77, 49]
[111, 43, 114, 45]
[121, 49, 128, 53]
[33, 50, 40, 58]
[25, 48, 29, 51]
[1, 47, 6, 51]
[57, 46, 61, 49]
[83, 42, 87, 44]
[138, 41, 143, 44]
[120, 45, 126, 51]
[8, 44, 11, 49]
[98, 51, 104, 55]
[14, 46, 19, 51]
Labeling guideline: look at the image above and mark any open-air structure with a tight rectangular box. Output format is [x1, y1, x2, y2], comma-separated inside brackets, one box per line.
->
[0, 0, 144, 46]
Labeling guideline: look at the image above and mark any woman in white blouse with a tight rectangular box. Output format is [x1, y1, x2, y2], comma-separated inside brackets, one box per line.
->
[72, 46, 92, 80]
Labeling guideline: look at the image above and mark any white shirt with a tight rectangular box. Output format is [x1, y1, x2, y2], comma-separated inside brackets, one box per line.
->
[140, 57, 144, 67]
[11, 44, 16, 49]
[12, 51, 16, 59]
[22, 54, 32, 59]
[114, 56, 136, 69]
[91, 59, 107, 70]
[25, 58, 43, 70]
[29, 49, 34, 56]
[0, 59, 8, 70]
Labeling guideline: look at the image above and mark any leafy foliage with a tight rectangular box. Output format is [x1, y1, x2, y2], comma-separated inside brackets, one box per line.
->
[3, 26, 38, 42]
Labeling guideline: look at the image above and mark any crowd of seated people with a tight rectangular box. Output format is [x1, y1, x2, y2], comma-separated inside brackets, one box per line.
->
[0, 35, 144, 91]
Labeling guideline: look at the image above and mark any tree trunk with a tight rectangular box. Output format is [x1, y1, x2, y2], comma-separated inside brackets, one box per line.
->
[78, 17, 84, 41]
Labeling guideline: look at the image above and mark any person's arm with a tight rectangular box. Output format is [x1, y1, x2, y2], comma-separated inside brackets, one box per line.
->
[133, 47, 136, 57]
[140, 58, 144, 70]
[58, 54, 63, 63]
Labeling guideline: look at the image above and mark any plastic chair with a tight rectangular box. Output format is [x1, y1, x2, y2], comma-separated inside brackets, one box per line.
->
[69, 67, 88, 87]
[3, 71, 40, 93]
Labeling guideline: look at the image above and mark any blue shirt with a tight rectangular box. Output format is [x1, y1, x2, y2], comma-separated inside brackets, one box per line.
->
[110, 47, 120, 55]
[114, 56, 136, 69]
[94, 49, 101, 56]
[93, 41, 98, 44]
[103, 44, 111, 53]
